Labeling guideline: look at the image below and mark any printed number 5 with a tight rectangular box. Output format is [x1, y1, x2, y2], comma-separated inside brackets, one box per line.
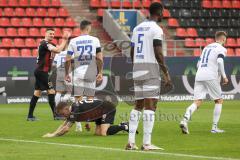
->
[137, 34, 144, 54]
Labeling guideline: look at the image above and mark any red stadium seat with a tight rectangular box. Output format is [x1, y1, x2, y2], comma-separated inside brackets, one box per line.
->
[187, 28, 198, 37]
[19, 0, 28, 6]
[41, 0, 50, 7]
[184, 38, 195, 47]
[100, 0, 109, 8]
[25, 38, 37, 47]
[0, 0, 7, 7]
[8, 0, 18, 7]
[123, 0, 132, 8]
[59, 8, 68, 17]
[0, 28, 6, 36]
[140, 9, 149, 17]
[30, 0, 40, 7]
[202, 0, 211, 8]
[55, 18, 65, 27]
[193, 49, 201, 56]
[18, 28, 28, 37]
[97, 9, 104, 17]
[36, 8, 47, 17]
[51, 39, 57, 45]
[195, 38, 206, 47]
[72, 28, 81, 37]
[168, 18, 179, 27]
[11, 18, 21, 27]
[32, 49, 38, 57]
[54, 28, 62, 37]
[0, 18, 10, 26]
[14, 38, 25, 47]
[33, 18, 43, 27]
[21, 49, 32, 57]
[237, 38, 240, 47]
[142, 0, 151, 8]
[9, 49, 20, 57]
[29, 28, 40, 37]
[111, 0, 121, 8]
[232, 0, 240, 9]
[222, 0, 232, 8]
[40, 28, 47, 36]
[48, 8, 58, 17]
[132, 0, 141, 8]
[1, 38, 12, 47]
[6, 28, 17, 37]
[212, 0, 222, 8]
[22, 18, 32, 27]
[36, 38, 43, 44]
[15, 8, 25, 17]
[0, 49, 9, 57]
[51, 0, 61, 7]
[163, 9, 170, 18]
[90, 0, 100, 8]
[26, 8, 36, 17]
[4, 8, 14, 17]
[226, 38, 237, 47]
[0, 8, 2, 16]
[44, 18, 54, 27]
[65, 18, 76, 27]
[236, 48, 240, 56]
[176, 28, 187, 37]
[227, 48, 235, 56]
[205, 38, 214, 45]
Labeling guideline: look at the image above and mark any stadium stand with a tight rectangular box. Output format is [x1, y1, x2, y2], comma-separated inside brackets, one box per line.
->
[0, 0, 77, 57]
[89, 0, 239, 56]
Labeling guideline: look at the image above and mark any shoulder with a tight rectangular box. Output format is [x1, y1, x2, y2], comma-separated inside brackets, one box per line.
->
[152, 23, 163, 33]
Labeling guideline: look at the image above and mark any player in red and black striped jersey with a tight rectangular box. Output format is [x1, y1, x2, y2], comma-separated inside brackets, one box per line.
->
[27, 28, 71, 121]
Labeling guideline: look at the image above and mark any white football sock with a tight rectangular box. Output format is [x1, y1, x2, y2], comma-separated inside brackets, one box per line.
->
[75, 122, 82, 132]
[128, 109, 142, 144]
[183, 103, 198, 122]
[55, 93, 61, 106]
[143, 110, 155, 145]
[212, 103, 222, 129]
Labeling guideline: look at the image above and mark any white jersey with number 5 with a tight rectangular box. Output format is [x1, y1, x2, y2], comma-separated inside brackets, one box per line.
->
[195, 42, 227, 81]
[67, 35, 101, 81]
[53, 51, 67, 81]
[131, 20, 163, 80]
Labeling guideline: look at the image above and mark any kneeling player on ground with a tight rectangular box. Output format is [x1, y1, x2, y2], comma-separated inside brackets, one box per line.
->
[43, 100, 129, 137]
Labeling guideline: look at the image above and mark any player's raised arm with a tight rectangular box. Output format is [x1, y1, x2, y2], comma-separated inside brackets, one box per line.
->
[49, 31, 71, 53]
[65, 42, 73, 82]
[43, 120, 73, 138]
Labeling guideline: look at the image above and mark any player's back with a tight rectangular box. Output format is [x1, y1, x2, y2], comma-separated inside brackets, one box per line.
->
[196, 42, 227, 81]
[131, 20, 163, 80]
[54, 51, 67, 81]
[68, 35, 101, 80]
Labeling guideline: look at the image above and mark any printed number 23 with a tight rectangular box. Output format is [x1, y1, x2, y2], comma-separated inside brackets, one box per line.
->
[77, 45, 92, 61]
[137, 34, 144, 54]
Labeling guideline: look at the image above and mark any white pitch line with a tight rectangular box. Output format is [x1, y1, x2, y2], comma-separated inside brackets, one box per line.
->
[0, 138, 239, 160]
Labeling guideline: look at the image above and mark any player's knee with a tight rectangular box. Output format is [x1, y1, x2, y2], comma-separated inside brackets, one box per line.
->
[48, 89, 55, 94]
[34, 90, 41, 97]
[215, 99, 223, 104]
[100, 130, 107, 136]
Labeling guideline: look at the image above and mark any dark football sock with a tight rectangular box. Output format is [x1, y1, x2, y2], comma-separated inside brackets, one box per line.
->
[106, 125, 126, 135]
[28, 95, 39, 118]
[48, 94, 56, 116]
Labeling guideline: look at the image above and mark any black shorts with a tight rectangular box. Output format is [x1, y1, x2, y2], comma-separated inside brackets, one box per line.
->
[34, 70, 53, 91]
[95, 109, 116, 126]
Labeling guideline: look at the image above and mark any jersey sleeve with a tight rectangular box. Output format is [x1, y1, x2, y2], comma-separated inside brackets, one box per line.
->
[152, 25, 163, 41]
[217, 47, 227, 58]
[67, 41, 74, 56]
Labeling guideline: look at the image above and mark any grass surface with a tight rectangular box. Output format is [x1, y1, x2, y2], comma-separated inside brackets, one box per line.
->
[0, 101, 239, 160]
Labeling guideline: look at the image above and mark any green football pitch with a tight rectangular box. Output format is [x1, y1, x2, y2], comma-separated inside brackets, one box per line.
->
[0, 101, 239, 160]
